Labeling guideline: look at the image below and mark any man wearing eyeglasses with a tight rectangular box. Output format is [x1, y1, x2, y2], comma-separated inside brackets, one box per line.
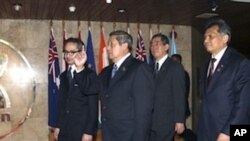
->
[54, 37, 100, 141]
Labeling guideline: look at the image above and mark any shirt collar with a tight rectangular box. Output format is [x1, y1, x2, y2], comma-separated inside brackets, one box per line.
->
[69, 64, 76, 73]
[212, 46, 228, 62]
[115, 53, 131, 69]
[156, 54, 168, 70]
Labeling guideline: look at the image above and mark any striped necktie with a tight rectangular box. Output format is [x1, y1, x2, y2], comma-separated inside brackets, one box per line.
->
[207, 58, 216, 85]
[111, 64, 118, 78]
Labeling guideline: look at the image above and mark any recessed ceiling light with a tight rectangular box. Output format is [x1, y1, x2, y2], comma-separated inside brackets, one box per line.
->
[117, 8, 126, 13]
[106, 0, 112, 4]
[13, 3, 22, 11]
[69, 4, 76, 12]
[195, 13, 219, 19]
[231, 0, 250, 2]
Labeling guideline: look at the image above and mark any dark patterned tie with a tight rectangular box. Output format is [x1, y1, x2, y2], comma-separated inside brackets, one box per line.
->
[154, 62, 159, 77]
[207, 58, 216, 85]
[67, 67, 73, 84]
[111, 64, 118, 78]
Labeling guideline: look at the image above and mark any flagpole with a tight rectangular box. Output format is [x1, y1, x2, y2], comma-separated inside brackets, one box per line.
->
[88, 21, 91, 31]
[113, 22, 116, 31]
[157, 23, 161, 33]
[127, 22, 130, 34]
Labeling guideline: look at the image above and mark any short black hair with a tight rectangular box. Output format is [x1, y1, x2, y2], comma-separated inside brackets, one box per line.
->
[150, 33, 169, 45]
[109, 30, 133, 51]
[171, 54, 182, 63]
[205, 17, 231, 44]
[64, 37, 85, 51]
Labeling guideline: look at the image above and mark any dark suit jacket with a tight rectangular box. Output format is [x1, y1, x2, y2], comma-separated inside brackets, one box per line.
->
[57, 68, 99, 141]
[99, 55, 154, 141]
[151, 57, 186, 140]
[184, 70, 191, 119]
[198, 47, 250, 141]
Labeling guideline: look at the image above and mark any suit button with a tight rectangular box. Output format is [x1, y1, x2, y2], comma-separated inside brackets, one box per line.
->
[103, 106, 107, 110]
[102, 118, 106, 122]
[66, 110, 70, 114]
[105, 95, 109, 98]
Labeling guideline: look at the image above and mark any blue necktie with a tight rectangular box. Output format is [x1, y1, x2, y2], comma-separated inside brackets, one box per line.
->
[111, 64, 118, 78]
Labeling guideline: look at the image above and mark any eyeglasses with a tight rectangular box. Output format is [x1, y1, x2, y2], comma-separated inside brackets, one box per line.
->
[63, 50, 82, 56]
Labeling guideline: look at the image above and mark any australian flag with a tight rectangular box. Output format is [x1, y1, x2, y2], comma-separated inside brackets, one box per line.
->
[48, 28, 60, 127]
[136, 30, 147, 62]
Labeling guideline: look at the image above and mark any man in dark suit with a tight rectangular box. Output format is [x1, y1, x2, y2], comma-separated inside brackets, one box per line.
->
[171, 54, 191, 120]
[54, 38, 99, 141]
[99, 30, 154, 141]
[149, 33, 186, 141]
[197, 18, 250, 141]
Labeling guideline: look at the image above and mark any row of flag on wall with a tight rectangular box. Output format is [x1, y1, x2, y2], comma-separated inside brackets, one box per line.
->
[48, 26, 177, 127]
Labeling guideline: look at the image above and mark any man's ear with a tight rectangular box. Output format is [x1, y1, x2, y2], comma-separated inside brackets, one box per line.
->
[223, 34, 229, 44]
[165, 44, 170, 52]
[122, 43, 129, 51]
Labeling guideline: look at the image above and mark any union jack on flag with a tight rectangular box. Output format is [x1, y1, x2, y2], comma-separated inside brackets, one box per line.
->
[136, 30, 147, 62]
[48, 28, 60, 127]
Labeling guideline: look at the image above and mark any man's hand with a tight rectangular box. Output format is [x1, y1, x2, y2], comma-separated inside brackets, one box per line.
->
[53, 128, 60, 140]
[217, 133, 229, 141]
[74, 51, 87, 71]
[82, 134, 93, 141]
[175, 123, 185, 134]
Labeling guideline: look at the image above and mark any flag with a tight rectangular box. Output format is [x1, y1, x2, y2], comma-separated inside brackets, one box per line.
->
[78, 30, 82, 40]
[98, 28, 109, 73]
[136, 30, 147, 62]
[148, 27, 155, 65]
[61, 28, 68, 72]
[48, 28, 60, 127]
[169, 30, 177, 56]
[86, 29, 96, 72]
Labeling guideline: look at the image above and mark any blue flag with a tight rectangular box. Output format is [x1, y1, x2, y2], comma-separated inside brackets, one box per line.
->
[86, 29, 96, 72]
[169, 30, 177, 56]
[48, 28, 60, 127]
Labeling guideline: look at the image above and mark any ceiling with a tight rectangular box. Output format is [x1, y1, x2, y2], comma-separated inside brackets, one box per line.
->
[1, 0, 250, 55]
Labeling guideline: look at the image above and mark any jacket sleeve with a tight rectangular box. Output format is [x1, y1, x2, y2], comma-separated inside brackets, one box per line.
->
[83, 94, 99, 135]
[222, 59, 250, 135]
[172, 64, 186, 123]
[74, 68, 100, 95]
[74, 68, 100, 135]
[133, 63, 154, 141]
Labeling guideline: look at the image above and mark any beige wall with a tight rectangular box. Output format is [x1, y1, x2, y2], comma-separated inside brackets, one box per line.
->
[0, 19, 192, 141]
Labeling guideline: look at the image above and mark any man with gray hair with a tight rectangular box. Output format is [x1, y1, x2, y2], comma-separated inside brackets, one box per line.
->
[198, 18, 250, 141]
[99, 30, 154, 141]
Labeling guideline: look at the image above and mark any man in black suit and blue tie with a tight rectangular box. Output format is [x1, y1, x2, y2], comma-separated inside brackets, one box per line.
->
[99, 30, 154, 141]
[197, 18, 250, 141]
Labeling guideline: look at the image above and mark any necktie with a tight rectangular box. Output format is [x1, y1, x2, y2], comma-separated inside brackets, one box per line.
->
[207, 58, 216, 85]
[111, 64, 118, 78]
[67, 67, 73, 84]
[154, 62, 159, 76]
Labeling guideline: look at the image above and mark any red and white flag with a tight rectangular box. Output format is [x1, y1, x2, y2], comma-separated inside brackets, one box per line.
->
[98, 27, 109, 73]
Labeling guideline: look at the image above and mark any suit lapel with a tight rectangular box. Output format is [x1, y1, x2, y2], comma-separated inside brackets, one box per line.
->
[206, 47, 232, 92]
[155, 57, 171, 83]
[108, 55, 133, 89]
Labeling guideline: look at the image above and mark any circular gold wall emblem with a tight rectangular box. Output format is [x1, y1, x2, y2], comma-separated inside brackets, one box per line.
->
[0, 39, 36, 139]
